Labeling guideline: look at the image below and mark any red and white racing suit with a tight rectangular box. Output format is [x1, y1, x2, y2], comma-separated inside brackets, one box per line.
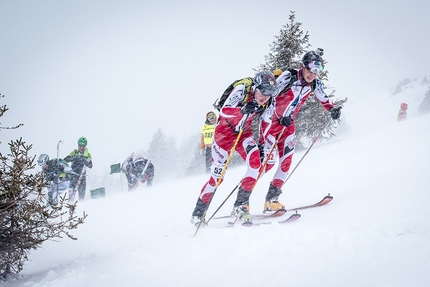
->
[197, 84, 274, 205]
[263, 69, 334, 189]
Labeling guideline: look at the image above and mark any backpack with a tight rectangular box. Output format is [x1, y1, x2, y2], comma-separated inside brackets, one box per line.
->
[213, 77, 254, 111]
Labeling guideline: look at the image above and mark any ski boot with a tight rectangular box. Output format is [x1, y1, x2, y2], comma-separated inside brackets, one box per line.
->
[191, 197, 209, 227]
[232, 187, 253, 225]
[190, 216, 208, 227]
[232, 205, 252, 225]
[263, 183, 285, 213]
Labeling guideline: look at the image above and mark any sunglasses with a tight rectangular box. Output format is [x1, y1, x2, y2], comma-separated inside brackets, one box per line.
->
[307, 61, 324, 74]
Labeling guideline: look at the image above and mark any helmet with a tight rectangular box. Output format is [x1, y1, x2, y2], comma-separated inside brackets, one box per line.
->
[37, 154, 49, 166]
[273, 69, 283, 78]
[400, 103, 408, 110]
[206, 111, 216, 120]
[78, 136, 87, 146]
[302, 48, 325, 74]
[254, 71, 278, 97]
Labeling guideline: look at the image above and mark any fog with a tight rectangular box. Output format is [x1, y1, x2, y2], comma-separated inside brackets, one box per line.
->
[1, 0, 429, 179]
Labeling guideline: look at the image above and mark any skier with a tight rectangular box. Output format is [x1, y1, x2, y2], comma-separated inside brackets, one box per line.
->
[260, 48, 342, 212]
[199, 111, 217, 173]
[190, 71, 278, 226]
[121, 152, 154, 191]
[64, 136, 93, 201]
[397, 103, 408, 121]
[37, 154, 74, 206]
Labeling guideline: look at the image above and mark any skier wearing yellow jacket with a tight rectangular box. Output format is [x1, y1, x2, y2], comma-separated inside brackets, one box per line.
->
[199, 111, 217, 173]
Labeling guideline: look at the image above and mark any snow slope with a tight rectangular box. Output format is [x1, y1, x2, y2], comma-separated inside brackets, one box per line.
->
[5, 89, 430, 287]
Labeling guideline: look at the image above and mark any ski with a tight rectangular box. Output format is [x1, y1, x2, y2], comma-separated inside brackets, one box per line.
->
[227, 213, 301, 227]
[284, 193, 333, 212]
[212, 194, 333, 221]
[250, 212, 301, 226]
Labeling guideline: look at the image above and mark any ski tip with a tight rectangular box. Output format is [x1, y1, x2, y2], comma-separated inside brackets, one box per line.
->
[288, 213, 301, 221]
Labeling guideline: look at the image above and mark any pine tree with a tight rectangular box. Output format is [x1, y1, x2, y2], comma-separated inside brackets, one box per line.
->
[256, 11, 310, 72]
[418, 88, 430, 115]
[147, 128, 178, 180]
[257, 11, 347, 146]
[0, 95, 86, 280]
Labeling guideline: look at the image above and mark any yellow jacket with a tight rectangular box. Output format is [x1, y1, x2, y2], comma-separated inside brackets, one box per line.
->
[200, 123, 215, 148]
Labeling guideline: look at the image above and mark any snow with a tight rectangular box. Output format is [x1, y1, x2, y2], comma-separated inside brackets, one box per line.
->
[4, 84, 430, 287]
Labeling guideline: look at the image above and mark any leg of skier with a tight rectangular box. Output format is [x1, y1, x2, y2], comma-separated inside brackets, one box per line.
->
[230, 135, 262, 224]
[190, 135, 229, 226]
[264, 126, 295, 212]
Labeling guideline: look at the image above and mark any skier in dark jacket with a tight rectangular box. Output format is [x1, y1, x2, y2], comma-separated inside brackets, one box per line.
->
[121, 152, 154, 191]
[64, 136, 93, 201]
[37, 153, 74, 205]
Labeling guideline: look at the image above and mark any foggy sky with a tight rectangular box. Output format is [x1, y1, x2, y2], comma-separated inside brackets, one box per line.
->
[1, 0, 429, 177]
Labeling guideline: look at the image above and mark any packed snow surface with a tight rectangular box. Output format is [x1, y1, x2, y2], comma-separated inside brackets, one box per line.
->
[6, 89, 430, 287]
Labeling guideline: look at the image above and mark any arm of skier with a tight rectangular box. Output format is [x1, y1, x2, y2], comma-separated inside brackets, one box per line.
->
[219, 85, 249, 132]
[313, 79, 334, 111]
[313, 79, 342, 119]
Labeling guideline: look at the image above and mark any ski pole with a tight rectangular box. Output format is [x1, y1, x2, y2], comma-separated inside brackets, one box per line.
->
[284, 120, 331, 183]
[54, 140, 63, 205]
[70, 165, 86, 202]
[206, 125, 287, 222]
[206, 181, 240, 223]
[193, 114, 250, 236]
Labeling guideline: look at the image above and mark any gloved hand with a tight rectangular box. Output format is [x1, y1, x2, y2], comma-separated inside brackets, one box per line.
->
[279, 115, 293, 127]
[199, 148, 205, 156]
[240, 102, 259, 114]
[57, 164, 65, 172]
[330, 106, 342, 120]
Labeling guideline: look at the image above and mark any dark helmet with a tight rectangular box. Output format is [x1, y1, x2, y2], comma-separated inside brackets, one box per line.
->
[254, 71, 278, 97]
[78, 136, 87, 146]
[302, 48, 325, 74]
[37, 154, 49, 166]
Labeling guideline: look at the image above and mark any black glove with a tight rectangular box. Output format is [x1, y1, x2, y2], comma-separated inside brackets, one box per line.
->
[279, 115, 293, 127]
[57, 164, 64, 172]
[330, 106, 342, 120]
[240, 102, 259, 114]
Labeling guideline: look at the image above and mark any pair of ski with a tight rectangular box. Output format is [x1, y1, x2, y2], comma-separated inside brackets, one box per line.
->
[213, 194, 333, 227]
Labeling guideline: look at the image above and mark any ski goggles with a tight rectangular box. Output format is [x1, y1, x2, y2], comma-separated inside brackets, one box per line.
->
[307, 61, 324, 75]
[207, 114, 216, 120]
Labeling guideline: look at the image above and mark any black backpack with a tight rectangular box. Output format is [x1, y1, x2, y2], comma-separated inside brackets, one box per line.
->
[213, 77, 254, 111]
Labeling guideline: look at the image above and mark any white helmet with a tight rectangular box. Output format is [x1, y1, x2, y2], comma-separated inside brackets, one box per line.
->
[37, 154, 49, 166]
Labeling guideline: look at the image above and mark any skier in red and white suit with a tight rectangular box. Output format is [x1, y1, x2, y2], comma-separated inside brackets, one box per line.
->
[261, 49, 342, 212]
[191, 71, 277, 226]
